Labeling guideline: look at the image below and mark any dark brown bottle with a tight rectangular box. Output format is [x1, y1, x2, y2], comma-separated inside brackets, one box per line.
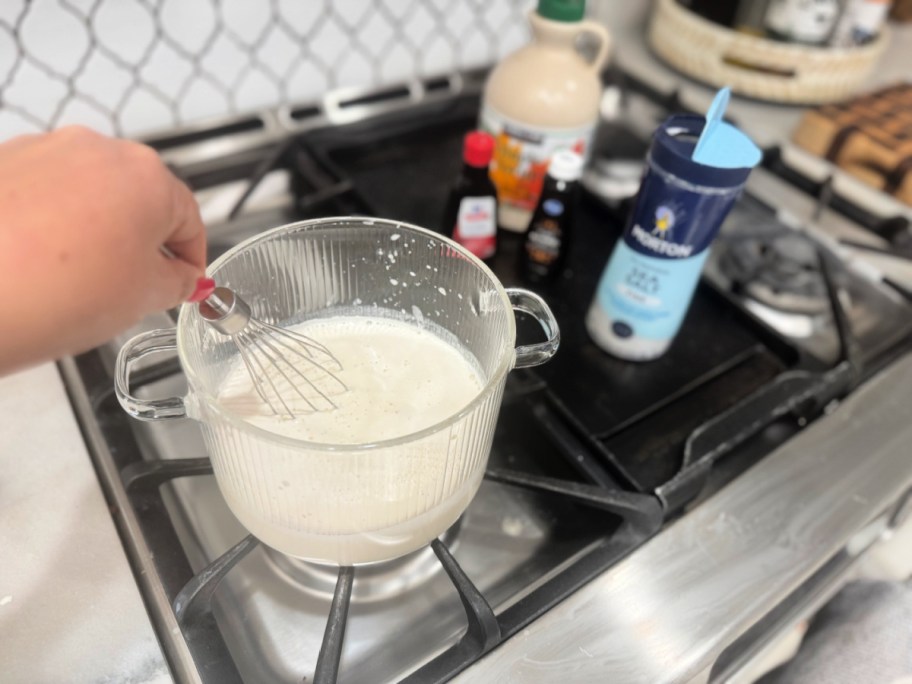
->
[522, 150, 583, 283]
[442, 131, 498, 262]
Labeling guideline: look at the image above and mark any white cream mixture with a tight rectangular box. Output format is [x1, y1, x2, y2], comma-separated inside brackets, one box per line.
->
[217, 315, 484, 442]
[210, 314, 491, 564]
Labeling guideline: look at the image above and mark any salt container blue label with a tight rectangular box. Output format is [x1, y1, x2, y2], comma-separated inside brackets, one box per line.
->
[595, 162, 741, 343]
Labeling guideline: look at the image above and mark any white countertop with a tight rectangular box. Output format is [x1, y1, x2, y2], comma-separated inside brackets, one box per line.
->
[0, 363, 170, 684]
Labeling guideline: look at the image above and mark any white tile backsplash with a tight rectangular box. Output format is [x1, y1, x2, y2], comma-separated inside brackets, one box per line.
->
[94, 1, 157, 66]
[160, 0, 218, 55]
[20, 1, 88, 74]
[0, 0, 532, 141]
[77, 52, 133, 111]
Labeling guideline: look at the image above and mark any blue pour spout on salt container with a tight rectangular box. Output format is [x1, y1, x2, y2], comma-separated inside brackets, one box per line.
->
[586, 88, 762, 361]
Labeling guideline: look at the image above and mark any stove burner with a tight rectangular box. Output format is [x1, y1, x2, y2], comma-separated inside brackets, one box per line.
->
[262, 522, 462, 604]
[719, 233, 830, 315]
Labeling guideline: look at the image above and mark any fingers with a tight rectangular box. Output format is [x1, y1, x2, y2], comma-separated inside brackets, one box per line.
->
[152, 251, 203, 311]
[162, 171, 207, 271]
[120, 143, 207, 314]
[188, 277, 216, 303]
[120, 140, 207, 271]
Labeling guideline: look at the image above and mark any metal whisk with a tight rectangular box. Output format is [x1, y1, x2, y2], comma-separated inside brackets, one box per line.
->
[198, 286, 347, 417]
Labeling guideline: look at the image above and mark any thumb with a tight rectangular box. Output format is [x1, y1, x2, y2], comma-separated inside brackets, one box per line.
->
[153, 256, 204, 311]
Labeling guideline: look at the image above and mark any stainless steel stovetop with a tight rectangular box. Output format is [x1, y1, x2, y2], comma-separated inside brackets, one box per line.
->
[60, 72, 912, 684]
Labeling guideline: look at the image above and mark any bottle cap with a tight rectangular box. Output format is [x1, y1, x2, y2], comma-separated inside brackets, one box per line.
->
[537, 0, 585, 22]
[548, 149, 584, 181]
[651, 115, 758, 189]
[463, 131, 495, 167]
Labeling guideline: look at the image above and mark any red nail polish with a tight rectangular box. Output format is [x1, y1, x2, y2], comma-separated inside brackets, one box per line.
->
[188, 277, 216, 303]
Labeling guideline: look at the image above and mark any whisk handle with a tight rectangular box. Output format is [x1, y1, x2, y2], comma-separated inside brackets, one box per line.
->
[115, 328, 187, 421]
[198, 287, 252, 336]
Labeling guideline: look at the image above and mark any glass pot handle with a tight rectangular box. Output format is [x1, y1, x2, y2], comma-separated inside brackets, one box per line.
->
[506, 288, 561, 369]
[114, 328, 187, 421]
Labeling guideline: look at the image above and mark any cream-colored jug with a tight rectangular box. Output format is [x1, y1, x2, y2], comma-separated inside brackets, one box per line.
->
[481, 0, 611, 232]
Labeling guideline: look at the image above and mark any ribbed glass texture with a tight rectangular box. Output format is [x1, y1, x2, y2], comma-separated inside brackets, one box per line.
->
[177, 218, 515, 565]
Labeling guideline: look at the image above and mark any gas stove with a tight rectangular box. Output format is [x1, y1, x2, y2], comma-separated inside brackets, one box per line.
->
[60, 71, 912, 683]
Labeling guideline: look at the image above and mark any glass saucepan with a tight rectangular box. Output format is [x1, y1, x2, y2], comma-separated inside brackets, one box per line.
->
[115, 217, 559, 565]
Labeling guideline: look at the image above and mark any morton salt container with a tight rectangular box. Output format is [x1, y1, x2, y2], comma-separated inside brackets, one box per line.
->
[586, 109, 761, 361]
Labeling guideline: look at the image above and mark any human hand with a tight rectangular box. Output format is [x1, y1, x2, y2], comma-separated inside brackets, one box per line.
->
[0, 126, 207, 374]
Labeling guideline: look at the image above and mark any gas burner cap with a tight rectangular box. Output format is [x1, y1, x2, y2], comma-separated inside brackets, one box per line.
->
[718, 233, 830, 315]
[262, 521, 461, 603]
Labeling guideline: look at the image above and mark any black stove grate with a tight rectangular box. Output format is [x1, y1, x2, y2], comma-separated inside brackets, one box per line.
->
[106, 371, 662, 683]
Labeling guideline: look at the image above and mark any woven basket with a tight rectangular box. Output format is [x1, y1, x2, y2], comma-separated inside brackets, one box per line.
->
[648, 0, 890, 104]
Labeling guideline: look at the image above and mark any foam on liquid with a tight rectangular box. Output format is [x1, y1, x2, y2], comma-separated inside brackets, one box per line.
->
[217, 315, 484, 443]
[212, 314, 489, 564]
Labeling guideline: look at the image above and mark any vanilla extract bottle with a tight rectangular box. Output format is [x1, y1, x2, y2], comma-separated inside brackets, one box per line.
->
[521, 150, 583, 283]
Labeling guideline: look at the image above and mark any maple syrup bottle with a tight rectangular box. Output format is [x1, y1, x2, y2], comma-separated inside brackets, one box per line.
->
[481, 0, 610, 232]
